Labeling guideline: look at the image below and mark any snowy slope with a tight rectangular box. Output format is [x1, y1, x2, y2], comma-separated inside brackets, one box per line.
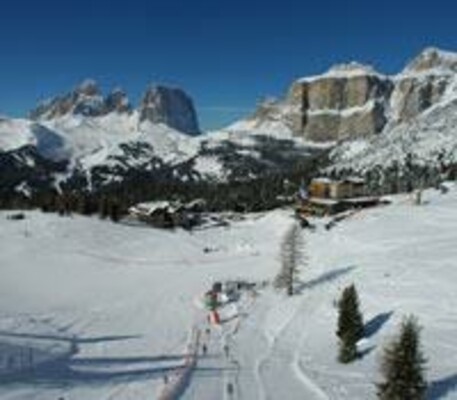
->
[0, 111, 319, 186]
[0, 119, 36, 152]
[330, 93, 457, 173]
[1, 185, 457, 399]
[38, 112, 201, 167]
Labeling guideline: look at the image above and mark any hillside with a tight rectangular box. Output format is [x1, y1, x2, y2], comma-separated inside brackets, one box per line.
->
[1, 184, 456, 399]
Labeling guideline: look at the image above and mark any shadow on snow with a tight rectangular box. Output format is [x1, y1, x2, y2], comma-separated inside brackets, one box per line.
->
[0, 331, 141, 344]
[0, 330, 189, 388]
[295, 265, 356, 294]
[427, 373, 457, 399]
[364, 311, 394, 339]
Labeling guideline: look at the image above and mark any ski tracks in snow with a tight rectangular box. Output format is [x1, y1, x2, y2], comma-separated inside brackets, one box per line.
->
[257, 290, 330, 400]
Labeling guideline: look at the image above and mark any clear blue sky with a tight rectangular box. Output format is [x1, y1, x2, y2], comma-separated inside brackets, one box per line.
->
[1, 0, 456, 130]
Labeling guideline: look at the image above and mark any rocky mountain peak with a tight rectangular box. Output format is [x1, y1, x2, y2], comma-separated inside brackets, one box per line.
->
[29, 80, 132, 120]
[75, 79, 100, 96]
[104, 88, 132, 114]
[29, 81, 199, 135]
[139, 85, 200, 136]
[236, 47, 457, 142]
[404, 47, 457, 74]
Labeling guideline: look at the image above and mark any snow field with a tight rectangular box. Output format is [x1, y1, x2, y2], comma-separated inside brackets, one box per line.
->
[0, 185, 457, 398]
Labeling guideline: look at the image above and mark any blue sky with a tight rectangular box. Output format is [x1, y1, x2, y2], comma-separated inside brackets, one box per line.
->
[1, 0, 456, 130]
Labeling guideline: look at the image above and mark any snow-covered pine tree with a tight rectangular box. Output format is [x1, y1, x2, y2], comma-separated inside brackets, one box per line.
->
[377, 316, 427, 400]
[274, 222, 305, 296]
[336, 284, 364, 363]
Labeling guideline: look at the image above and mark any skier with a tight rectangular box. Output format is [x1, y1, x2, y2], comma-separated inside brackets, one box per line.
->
[223, 343, 229, 358]
[202, 343, 208, 355]
[227, 382, 234, 398]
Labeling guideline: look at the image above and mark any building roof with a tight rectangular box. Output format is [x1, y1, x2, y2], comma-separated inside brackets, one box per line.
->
[311, 177, 334, 184]
[129, 201, 181, 216]
[340, 176, 365, 184]
[311, 176, 365, 185]
[308, 197, 340, 206]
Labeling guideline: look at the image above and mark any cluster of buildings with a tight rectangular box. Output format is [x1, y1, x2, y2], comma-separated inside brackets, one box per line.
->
[128, 199, 206, 229]
[127, 177, 380, 228]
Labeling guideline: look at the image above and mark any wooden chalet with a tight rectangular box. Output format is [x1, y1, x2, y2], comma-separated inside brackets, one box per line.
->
[301, 177, 380, 216]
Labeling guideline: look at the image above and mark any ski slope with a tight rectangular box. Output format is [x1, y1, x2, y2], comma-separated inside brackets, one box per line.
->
[1, 185, 457, 399]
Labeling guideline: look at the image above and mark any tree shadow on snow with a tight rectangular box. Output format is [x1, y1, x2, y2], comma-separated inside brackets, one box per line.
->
[0, 331, 141, 344]
[295, 265, 356, 294]
[0, 354, 184, 387]
[0, 331, 189, 388]
[71, 355, 187, 366]
[357, 345, 376, 360]
[427, 373, 457, 399]
[364, 311, 394, 339]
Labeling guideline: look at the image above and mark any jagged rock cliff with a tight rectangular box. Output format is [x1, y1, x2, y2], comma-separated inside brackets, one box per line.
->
[29, 80, 119, 120]
[29, 81, 200, 136]
[287, 63, 393, 141]
[139, 85, 200, 135]
[390, 48, 457, 124]
[238, 48, 457, 143]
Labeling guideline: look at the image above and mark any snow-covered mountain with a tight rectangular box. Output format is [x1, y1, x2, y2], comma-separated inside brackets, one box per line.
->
[2, 47, 457, 200]
[328, 48, 457, 177]
[231, 47, 457, 185]
[0, 81, 323, 199]
[237, 47, 457, 143]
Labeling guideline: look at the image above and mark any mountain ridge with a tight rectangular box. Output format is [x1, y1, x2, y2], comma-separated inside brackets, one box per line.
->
[1, 46, 457, 202]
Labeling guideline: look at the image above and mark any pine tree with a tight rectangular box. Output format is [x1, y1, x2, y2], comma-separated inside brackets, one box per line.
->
[274, 223, 305, 296]
[336, 284, 364, 363]
[109, 199, 120, 223]
[98, 196, 109, 219]
[377, 316, 427, 400]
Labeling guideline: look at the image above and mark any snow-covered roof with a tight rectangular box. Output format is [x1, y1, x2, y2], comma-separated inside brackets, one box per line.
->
[311, 177, 334, 184]
[129, 201, 181, 216]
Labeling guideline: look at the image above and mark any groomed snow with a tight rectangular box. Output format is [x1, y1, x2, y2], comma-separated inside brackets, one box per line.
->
[1, 185, 457, 399]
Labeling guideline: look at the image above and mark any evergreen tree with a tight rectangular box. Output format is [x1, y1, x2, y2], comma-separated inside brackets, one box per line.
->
[377, 316, 427, 400]
[338, 329, 359, 364]
[98, 196, 109, 219]
[274, 223, 305, 296]
[336, 284, 364, 363]
[76, 193, 90, 215]
[109, 199, 120, 222]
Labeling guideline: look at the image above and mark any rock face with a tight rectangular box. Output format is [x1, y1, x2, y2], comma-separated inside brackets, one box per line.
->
[29, 81, 200, 136]
[287, 65, 393, 141]
[29, 80, 133, 120]
[104, 88, 131, 114]
[30, 80, 108, 120]
[390, 48, 457, 123]
[139, 85, 200, 135]
[242, 48, 457, 142]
